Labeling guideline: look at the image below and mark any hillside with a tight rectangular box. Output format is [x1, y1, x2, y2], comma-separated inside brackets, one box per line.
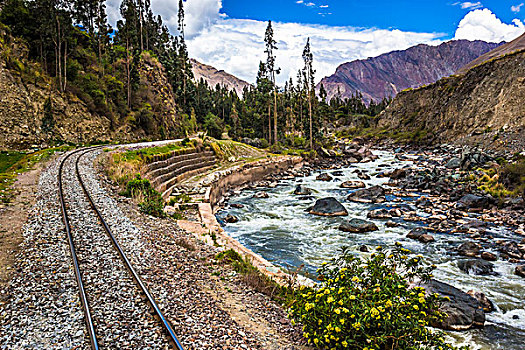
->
[456, 33, 525, 74]
[0, 28, 182, 150]
[317, 40, 501, 104]
[191, 59, 251, 96]
[377, 48, 525, 149]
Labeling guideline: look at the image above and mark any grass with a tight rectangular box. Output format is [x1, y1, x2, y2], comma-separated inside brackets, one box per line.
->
[0, 146, 73, 203]
[216, 249, 296, 305]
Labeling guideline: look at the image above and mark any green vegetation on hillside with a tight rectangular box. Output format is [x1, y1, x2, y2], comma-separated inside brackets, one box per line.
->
[0, 0, 389, 150]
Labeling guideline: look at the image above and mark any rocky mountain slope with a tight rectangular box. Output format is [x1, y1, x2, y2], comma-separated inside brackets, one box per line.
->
[317, 40, 501, 104]
[377, 42, 525, 150]
[456, 33, 525, 74]
[0, 30, 182, 150]
[191, 59, 251, 96]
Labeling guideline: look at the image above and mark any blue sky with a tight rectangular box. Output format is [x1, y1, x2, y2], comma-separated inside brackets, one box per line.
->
[222, 1, 523, 38]
[107, 1, 525, 84]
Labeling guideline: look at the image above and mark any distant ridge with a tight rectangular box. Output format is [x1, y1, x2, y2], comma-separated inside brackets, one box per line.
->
[456, 32, 525, 74]
[317, 40, 502, 104]
[190, 59, 251, 96]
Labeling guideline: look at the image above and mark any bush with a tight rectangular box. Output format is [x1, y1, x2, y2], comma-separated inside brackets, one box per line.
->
[289, 245, 462, 350]
[499, 157, 525, 198]
[121, 175, 165, 217]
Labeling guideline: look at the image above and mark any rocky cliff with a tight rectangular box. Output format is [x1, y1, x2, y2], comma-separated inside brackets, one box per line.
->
[317, 40, 501, 104]
[0, 30, 182, 150]
[191, 59, 251, 96]
[377, 48, 525, 150]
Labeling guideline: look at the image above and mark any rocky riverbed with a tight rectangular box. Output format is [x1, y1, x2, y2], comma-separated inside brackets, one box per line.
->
[217, 143, 525, 349]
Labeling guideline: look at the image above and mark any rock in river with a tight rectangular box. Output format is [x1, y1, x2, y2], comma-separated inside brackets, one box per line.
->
[309, 197, 348, 217]
[422, 279, 485, 331]
[515, 265, 525, 278]
[340, 181, 365, 189]
[294, 185, 312, 195]
[458, 242, 482, 257]
[467, 290, 495, 313]
[339, 219, 378, 233]
[457, 259, 496, 276]
[316, 173, 333, 182]
[406, 227, 435, 243]
[457, 194, 493, 210]
[481, 251, 497, 261]
[224, 214, 239, 223]
[347, 185, 386, 203]
[253, 191, 269, 199]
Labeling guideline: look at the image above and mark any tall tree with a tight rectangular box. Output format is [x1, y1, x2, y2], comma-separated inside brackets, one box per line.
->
[264, 20, 279, 145]
[302, 38, 315, 149]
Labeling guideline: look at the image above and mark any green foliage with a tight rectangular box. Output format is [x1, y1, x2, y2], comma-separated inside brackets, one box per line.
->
[290, 245, 462, 350]
[204, 112, 224, 139]
[499, 157, 525, 198]
[121, 175, 165, 217]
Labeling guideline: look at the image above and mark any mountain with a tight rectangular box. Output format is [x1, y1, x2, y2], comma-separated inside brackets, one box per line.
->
[190, 59, 251, 96]
[456, 33, 525, 74]
[377, 37, 525, 150]
[317, 40, 502, 104]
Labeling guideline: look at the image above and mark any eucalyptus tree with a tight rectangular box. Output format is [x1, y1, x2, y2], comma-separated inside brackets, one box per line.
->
[264, 20, 280, 144]
[302, 38, 315, 149]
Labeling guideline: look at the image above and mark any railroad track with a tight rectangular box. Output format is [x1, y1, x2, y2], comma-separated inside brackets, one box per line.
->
[58, 148, 184, 350]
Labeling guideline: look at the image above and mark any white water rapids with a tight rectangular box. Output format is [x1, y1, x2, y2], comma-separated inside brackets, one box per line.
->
[217, 150, 525, 349]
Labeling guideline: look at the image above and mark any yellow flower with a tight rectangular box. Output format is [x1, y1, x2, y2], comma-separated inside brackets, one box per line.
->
[340, 318, 345, 324]
[352, 322, 361, 330]
[342, 307, 349, 313]
[338, 300, 344, 306]
[352, 276, 360, 282]
[327, 296, 334, 303]
[385, 300, 393, 308]
[314, 338, 319, 345]
[350, 314, 355, 318]
[413, 305, 419, 310]
[335, 326, 341, 333]
[335, 308, 341, 314]
[349, 295, 356, 300]
[340, 267, 348, 273]
[342, 340, 348, 347]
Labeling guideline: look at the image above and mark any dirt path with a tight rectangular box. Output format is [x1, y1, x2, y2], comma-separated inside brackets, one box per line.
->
[0, 163, 44, 302]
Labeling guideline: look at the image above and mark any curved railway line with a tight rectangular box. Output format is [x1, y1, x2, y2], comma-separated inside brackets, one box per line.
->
[58, 148, 184, 350]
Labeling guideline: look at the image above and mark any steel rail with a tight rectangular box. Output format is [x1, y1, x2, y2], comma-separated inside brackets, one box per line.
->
[74, 148, 185, 350]
[58, 149, 99, 350]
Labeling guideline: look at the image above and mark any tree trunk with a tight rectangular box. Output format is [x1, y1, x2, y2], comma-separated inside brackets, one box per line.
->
[268, 102, 272, 144]
[308, 91, 313, 150]
[126, 38, 131, 108]
[63, 40, 67, 91]
[273, 88, 278, 145]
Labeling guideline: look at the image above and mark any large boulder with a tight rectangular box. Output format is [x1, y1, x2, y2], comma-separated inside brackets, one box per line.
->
[347, 185, 386, 203]
[340, 181, 365, 189]
[458, 242, 482, 257]
[339, 219, 378, 233]
[457, 259, 496, 276]
[309, 197, 348, 217]
[224, 214, 239, 223]
[422, 280, 485, 331]
[457, 194, 492, 210]
[294, 185, 312, 195]
[389, 168, 407, 179]
[498, 241, 523, 260]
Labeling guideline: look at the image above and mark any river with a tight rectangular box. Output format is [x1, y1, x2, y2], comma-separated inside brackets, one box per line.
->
[217, 150, 525, 349]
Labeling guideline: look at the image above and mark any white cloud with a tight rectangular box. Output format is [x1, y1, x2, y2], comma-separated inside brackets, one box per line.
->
[106, 0, 223, 39]
[511, 3, 524, 13]
[319, 5, 329, 8]
[454, 8, 525, 42]
[187, 19, 444, 85]
[459, 2, 483, 10]
[106, 0, 444, 85]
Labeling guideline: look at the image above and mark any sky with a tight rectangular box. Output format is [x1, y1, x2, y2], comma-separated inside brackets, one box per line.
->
[107, 1, 525, 84]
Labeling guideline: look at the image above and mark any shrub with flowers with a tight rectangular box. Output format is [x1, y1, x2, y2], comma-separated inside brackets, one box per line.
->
[289, 244, 465, 350]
